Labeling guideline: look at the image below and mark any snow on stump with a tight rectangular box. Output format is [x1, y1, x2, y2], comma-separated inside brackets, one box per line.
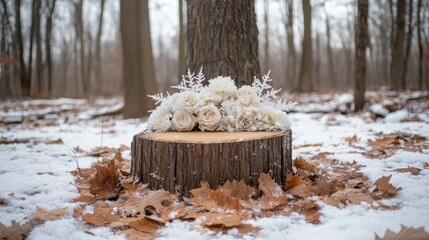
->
[131, 130, 292, 196]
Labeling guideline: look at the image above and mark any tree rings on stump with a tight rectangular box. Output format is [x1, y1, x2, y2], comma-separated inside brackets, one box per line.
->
[131, 131, 292, 196]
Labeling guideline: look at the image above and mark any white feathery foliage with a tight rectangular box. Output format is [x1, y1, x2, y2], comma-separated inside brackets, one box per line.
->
[171, 68, 205, 93]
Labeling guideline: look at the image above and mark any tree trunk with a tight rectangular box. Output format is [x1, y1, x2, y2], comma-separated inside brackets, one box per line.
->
[417, 0, 423, 89]
[45, 0, 56, 97]
[402, 0, 413, 89]
[120, 0, 158, 118]
[34, 0, 43, 96]
[15, 0, 30, 96]
[0, 0, 12, 98]
[131, 131, 292, 196]
[95, 0, 105, 96]
[285, 0, 296, 90]
[354, 0, 368, 111]
[187, 0, 260, 87]
[178, 0, 185, 82]
[390, 0, 406, 90]
[326, 16, 336, 89]
[296, 0, 313, 93]
[263, 0, 269, 73]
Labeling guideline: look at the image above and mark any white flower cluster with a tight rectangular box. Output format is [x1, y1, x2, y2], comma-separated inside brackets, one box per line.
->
[147, 70, 293, 132]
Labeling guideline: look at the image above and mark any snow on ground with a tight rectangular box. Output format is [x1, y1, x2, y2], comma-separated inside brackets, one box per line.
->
[1, 92, 428, 239]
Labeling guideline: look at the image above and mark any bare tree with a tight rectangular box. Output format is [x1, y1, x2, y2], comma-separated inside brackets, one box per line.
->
[296, 0, 313, 92]
[354, 0, 369, 111]
[416, 0, 423, 89]
[34, 0, 43, 96]
[263, 0, 270, 73]
[45, 0, 56, 97]
[402, 0, 414, 89]
[390, 0, 406, 90]
[284, 0, 296, 89]
[187, 0, 260, 87]
[326, 15, 336, 88]
[120, 0, 158, 118]
[178, 0, 185, 81]
[15, 0, 30, 96]
[95, 0, 105, 96]
[1, 0, 13, 98]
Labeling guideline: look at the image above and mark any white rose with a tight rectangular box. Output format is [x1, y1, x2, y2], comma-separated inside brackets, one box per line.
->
[147, 106, 172, 132]
[197, 105, 222, 131]
[201, 76, 237, 104]
[171, 110, 196, 131]
[173, 91, 200, 113]
[236, 86, 260, 106]
[235, 107, 260, 131]
[261, 107, 291, 131]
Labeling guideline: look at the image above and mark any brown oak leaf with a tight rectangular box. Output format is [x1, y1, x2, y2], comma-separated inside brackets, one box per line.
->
[375, 225, 429, 240]
[189, 182, 239, 211]
[394, 166, 421, 176]
[294, 157, 317, 173]
[372, 175, 401, 198]
[81, 202, 120, 226]
[89, 159, 119, 200]
[32, 206, 68, 221]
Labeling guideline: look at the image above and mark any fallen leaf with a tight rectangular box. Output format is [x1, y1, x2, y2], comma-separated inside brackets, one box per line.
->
[258, 173, 284, 197]
[128, 216, 164, 236]
[257, 174, 288, 210]
[286, 184, 315, 198]
[294, 157, 317, 173]
[313, 175, 334, 196]
[122, 190, 177, 217]
[202, 212, 245, 228]
[89, 160, 119, 200]
[285, 174, 305, 190]
[32, 206, 68, 221]
[0, 197, 7, 206]
[222, 180, 256, 201]
[375, 225, 429, 240]
[372, 175, 401, 197]
[394, 166, 421, 176]
[0, 218, 45, 240]
[36, 172, 54, 176]
[81, 202, 120, 226]
[368, 135, 400, 149]
[189, 182, 239, 211]
[346, 135, 357, 147]
[44, 138, 64, 145]
[122, 228, 154, 240]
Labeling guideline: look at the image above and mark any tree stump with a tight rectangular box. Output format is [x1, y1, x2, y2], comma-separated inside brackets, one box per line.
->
[131, 131, 292, 196]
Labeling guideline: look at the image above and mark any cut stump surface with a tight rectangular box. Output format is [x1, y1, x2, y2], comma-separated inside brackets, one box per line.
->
[131, 131, 292, 196]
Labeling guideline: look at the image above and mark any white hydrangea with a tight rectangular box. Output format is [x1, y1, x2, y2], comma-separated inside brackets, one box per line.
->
[201, 76, 237, 104]
[147, 106, 173, 132]
[170, 91, 200, 113]
[260, 107, 291, 130]
[235, 85, 260, 107]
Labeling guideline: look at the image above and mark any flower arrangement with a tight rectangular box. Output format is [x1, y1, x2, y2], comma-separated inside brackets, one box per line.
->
[147, 69, 294, 132]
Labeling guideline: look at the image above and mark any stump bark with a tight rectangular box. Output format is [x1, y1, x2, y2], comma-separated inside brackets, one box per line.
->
[131, 131, 292, 196]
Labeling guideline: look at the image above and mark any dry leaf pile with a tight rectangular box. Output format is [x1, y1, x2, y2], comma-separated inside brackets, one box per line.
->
[66, 147, 406, 239]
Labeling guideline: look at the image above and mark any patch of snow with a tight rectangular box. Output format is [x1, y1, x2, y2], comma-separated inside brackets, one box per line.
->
[385, 110, 409, 123]
[369, 104, 389, 117]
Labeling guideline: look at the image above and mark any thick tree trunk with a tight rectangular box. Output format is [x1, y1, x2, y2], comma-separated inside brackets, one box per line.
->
[45, 0, 56, 97]
[131, 131, 292, 196]
[285, 0, 296, 90]
[178, 0, 185, 81]
[95, 0, 105, 96]
[326, 17, 336, 89]
[402, 0, 413, 89]
[296, 0, 313, 93]
[417, 0, 423, 89]
[34, 0, 42, 96]
[263, 0, 269, 73]
[390, 0, 406, 90]
[120, 0, 158, 118]
[187, 0, 260, 87]
[15, 0, 30, 96]
[354, 0, 368, 111]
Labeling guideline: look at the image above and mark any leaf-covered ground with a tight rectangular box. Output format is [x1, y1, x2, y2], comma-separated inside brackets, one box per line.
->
[0, 91, 429, 240]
